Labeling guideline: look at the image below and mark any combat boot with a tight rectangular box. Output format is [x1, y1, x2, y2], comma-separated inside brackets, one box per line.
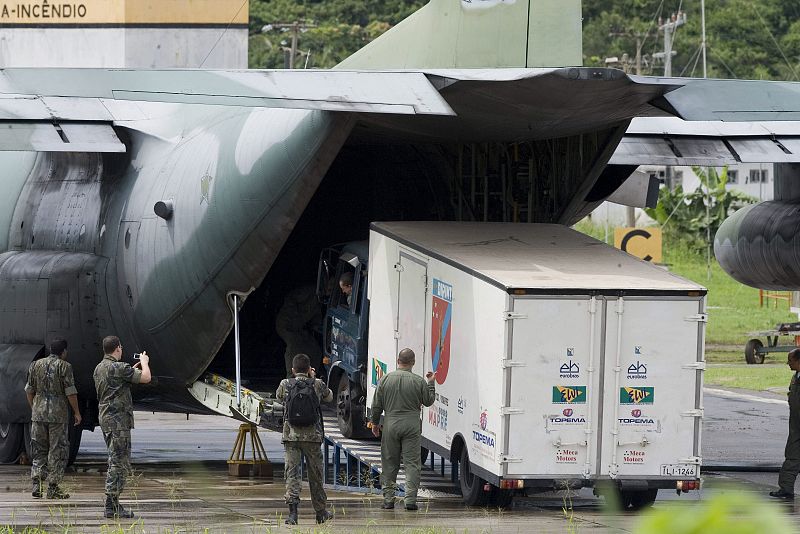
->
[285, 502, 298, 525]
[47, 484, 70, 499]
[315, 509, 334, 524]
[31, 478, 42, 499]
[104, 495, 135, 519]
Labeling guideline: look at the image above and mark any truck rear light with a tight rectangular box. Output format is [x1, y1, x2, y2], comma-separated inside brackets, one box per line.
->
[676, 480, 700, 491]
[499, 479, 524, 489]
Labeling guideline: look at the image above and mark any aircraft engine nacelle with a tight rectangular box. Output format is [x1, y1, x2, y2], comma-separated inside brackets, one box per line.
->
[714, 199, 800, 290]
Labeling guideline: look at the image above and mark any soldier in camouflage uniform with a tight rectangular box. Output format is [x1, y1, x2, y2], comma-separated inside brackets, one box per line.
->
[24, 338, 82, 499]
[771, 348, 800, 500]
[370, 348, 436, 511]
[276, 353, 334, 525]
[94, 335, 151, 518]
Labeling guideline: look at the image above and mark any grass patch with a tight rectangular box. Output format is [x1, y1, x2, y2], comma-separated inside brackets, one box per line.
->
[705, 364, 791, 392]
[573, 221, 798, 346]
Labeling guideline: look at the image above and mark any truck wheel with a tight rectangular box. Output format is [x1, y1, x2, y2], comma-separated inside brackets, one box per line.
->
[621, 488, 658, 510]
[459, 447, 489, 506]
[336, 375, 370, 439]
[0, 422, 24, 463]
[745, 338, 764, 364]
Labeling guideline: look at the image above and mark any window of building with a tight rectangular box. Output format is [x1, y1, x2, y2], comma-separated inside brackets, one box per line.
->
[748, 169, 768, 183]
[727, 170, 738, 184]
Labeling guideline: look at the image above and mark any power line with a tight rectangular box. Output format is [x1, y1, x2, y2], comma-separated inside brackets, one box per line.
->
[750, 3, 798, 81]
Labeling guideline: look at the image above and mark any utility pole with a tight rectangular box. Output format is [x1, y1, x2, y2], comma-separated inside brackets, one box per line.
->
[701, 0, 707, 78]
[261, 20, 317, 69]
[656, 11, 686, 76]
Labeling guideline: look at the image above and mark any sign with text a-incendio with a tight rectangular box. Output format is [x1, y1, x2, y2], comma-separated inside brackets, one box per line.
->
[614, 227, 662, 263]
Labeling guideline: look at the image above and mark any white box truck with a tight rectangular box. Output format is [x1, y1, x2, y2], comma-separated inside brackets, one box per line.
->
[365, 221, 705, 508]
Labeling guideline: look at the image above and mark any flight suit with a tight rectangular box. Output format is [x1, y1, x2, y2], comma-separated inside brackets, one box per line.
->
[94, 355, 142, 498]
[24, 355, 78, 489]
[369, 368, 436, 506]
[778, 371, 800, 494]
[275, 286, 323, 377]
[276, 373, 333, 513]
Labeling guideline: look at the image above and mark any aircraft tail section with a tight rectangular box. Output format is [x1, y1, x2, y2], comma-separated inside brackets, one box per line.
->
[336, 0, 581, 70]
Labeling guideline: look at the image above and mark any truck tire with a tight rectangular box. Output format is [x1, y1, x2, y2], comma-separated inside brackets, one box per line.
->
[459, 447, 490, 506]
[0, 422, 24, 463]
[744, 339, 764, 364]
[336, 374, 370, 439]
[621, 488, 658, 510]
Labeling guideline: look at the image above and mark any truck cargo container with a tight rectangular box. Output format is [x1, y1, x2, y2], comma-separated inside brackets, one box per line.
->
[362, 221, 705, 508]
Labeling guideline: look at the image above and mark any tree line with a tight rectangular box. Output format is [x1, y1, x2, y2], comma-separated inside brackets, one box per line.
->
[248, 0, 800, 81]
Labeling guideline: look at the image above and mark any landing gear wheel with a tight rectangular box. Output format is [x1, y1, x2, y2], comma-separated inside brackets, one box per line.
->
[336, 374, 370, 439]
[23, 422, 32, 460]
[459, 447, 490, 506]
[0, 422, 24, 464]
[745, 338, 765, 364]
[620, 489, 658, 510]
[67, 424, 82, 466]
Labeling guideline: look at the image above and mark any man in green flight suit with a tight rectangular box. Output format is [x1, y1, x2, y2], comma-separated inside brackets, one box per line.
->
[94, 335, 151, 518]
[25, 338, 82, 499]
[370, 348, 436, 511]
[276, 353, 334, 525]
[770, 348, 800, 500]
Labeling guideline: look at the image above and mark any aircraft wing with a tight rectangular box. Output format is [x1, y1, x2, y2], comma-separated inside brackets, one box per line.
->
[3, 67, 800, 155]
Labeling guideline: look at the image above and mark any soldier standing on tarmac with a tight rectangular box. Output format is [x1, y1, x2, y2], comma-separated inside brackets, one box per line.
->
[276, 353, 334, 525]
[370, 348, 436, 511]
[770, 348, 800, 500]
[94, 335, 151, 518]
[25, 338, 82, 499]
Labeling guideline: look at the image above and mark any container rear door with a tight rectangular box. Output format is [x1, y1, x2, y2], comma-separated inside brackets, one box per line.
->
[598, 297, 704, 479]
[504, 296, 602, 478]
[395, 251, 428, 376]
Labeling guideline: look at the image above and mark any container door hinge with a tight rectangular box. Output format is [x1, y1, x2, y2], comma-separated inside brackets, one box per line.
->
[393, 330, 400, 340]
[394, 263, 404, 272]
[501, 406, 524, 415]
[680, 409, 704, 418]
[503, 311, 527, 320]
[677, 456, 702, 465]
[500, 456, 523, 463]
[685, 313, 708, 323]
[682, 362, 706, 371]
[501, 359, 527, 369]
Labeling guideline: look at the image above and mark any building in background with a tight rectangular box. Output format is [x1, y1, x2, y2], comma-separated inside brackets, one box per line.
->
[587, 162, 774, 228]
[0, 0, 248, 68]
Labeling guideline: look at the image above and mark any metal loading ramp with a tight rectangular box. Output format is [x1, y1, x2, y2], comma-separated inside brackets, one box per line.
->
[321, 410, 459, 497]
[189, 374, 458, 496]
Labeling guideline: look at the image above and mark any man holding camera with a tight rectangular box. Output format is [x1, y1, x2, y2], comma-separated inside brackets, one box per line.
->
[94, 335, 151, 518]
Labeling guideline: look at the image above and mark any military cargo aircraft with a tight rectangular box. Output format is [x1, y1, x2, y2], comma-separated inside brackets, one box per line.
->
[2, 0, 800, 462]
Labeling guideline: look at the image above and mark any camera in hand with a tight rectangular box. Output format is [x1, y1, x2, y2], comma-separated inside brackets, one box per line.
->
[133, 353, 142, 359]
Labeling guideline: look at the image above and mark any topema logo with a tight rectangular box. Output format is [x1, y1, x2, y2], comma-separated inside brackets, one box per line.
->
[472, 430, 495, 448]
[552, 386, 587, 404]
[620, 386, 654, 405]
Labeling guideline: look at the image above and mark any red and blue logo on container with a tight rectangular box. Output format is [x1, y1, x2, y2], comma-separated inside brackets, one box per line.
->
[430, 278, 452, 385]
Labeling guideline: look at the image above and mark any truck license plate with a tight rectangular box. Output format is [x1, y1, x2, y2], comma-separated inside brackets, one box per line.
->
[660, 464, 698, 477]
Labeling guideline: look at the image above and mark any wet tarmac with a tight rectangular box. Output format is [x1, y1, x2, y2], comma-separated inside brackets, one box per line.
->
[2, 390, 800, 533]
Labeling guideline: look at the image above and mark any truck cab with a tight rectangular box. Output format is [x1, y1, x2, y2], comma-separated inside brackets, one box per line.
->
[316, 241, 371, 438]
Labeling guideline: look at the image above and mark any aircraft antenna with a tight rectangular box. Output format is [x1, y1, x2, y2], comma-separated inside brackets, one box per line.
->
[199, 0, 249, 68]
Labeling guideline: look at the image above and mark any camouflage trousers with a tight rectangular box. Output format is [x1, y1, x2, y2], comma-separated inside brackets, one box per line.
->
[30, 421, 68, 485]
[103, 430, 132, 497]
[284, 441, 327, 512]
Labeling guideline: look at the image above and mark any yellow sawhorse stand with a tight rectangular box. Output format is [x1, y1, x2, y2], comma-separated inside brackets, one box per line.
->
[228, 423, 273, 478]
